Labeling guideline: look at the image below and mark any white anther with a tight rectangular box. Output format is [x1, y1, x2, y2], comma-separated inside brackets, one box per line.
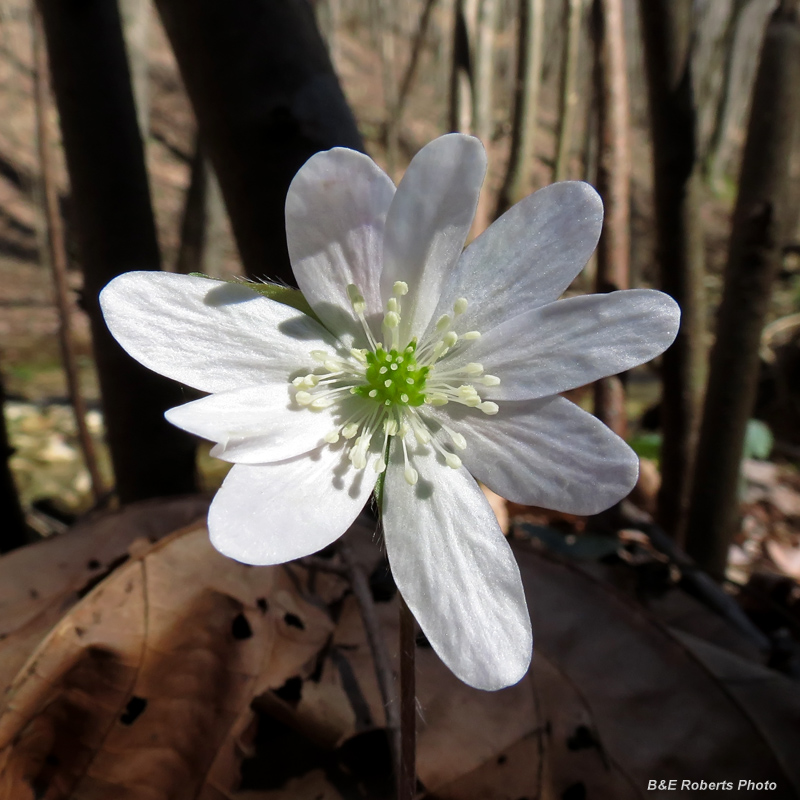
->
[412, 425, 430, 445]
[324, 431, 340, 443]
[454, 298, 468, 315]
[436, 314, 451, 332]
[323, 359, 340, 372]
[295, 391, 313, 406]
[387, 297, 398, 313]
[311, 350, 329, 362]
[350, 348, 368, 363]
[342, 423, 359, 439]
[479, 401, 499, 415]
[443, 331, 458, 348]
[429, 394, 448, 406]
[450, 432, 467, 450]
[373, 456, 387, 473]
[384, 379, 392, 388]
[384, 419, 399, 435]
[310, 398, 334, 410]
[457, 385, 479, 399]
[445, 453, 462, 469]
[384, 311, 400, 329]
[404, 466, 419, 485]
[464, 396, 481, 407]
[347, 283, 366, 313]
[464, 362, 484, 376]
[480, 375, 501, 386]
[463, 331, 481, 340]
[393, 281, 409, 296]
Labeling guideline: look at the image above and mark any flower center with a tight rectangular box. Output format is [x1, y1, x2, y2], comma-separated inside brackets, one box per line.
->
[290, 281, 500, 484]
[352, 343, 429, 407]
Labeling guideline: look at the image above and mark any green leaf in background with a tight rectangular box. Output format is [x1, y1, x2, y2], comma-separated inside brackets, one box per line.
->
[743, 418, 773, 461]
[628, 431, 662, 464]
[189, 273, 319, 322]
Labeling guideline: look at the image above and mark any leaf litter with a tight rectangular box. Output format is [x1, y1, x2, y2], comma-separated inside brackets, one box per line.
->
[0, 503, 798, 798]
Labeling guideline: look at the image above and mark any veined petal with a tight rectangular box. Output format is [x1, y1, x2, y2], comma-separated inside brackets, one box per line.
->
[100, 272, 339, 393]
[381, 134, 486, 343]
[424, 181, 603, 339]
[209, 446, 377, 566]
[428, 397, 639, 514]
[382, 443, 532, 690]
[165, 383, 339, 464]
[287, 148, 396, 342]
[450, 289, 680, 400]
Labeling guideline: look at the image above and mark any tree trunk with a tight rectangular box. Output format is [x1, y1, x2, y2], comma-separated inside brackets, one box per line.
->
[449, 0, 474, 134]
[473, 0, 497, 147]
[685, 0, 800, 576]
[119, 0, 151, 140]
[37, 0, 198, 504]
[174, 140, 227, 278]
[496, 0, 545, 214]
[591, 0, 630, 438]
[154, 0, 363, 284]
[0, 367, 27, 553]
[554, 0, 584, 181]
[638, 0, 707, 541]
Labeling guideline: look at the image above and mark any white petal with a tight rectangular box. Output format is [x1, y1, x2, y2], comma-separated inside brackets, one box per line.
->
[428, 397, 640, 514]
[100, 272, 338, 393]
[165, 383, 340, 464]
[449, 289, 680, 400]
[208, 445, 377, 566]
[425, 181, 603, 339]
[382, 443, 532, 690]
[381, 134, 486, 342]
[287, 148, 396, 341]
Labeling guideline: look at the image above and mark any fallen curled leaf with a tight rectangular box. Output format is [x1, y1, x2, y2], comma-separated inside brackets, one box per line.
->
[1, 508, 797, 799]
[0, 520, 333, 800]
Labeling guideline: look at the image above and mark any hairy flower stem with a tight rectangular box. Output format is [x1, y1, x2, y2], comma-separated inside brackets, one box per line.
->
[399, 595, 416, 800]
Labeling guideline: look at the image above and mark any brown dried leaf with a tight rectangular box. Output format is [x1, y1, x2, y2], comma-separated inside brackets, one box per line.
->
[0, 523, 333, 800]
[0, 496, 210, 692]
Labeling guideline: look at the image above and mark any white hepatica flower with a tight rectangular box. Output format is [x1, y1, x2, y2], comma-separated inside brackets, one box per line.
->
[100, 134, 679, 691]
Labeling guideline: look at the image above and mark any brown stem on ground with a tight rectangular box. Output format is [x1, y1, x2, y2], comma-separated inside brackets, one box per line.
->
[339, 542, 401, 786]
[398, 595, 416, 800]
[32, 7, 105, 505]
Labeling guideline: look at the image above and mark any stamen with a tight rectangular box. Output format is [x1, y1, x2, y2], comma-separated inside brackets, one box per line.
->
[454, 298, 468, 315]
[393, 281, 409, 296]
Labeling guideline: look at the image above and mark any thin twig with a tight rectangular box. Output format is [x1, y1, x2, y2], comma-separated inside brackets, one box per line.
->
[338, 541, 401, 785]
[32, 7, 104, 504]
[398, 594, 416, 800]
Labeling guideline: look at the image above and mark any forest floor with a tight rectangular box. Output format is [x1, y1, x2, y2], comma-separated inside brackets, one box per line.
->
[1, 8, 800, 594]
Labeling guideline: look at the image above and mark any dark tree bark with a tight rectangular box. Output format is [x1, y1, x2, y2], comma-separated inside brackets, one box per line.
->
[638, 0, 706, 541]
[685, 0, 800, 576]
[37, 0, 198, 503]
[0, 367, 27, 553]
[154, 0, 363, 284]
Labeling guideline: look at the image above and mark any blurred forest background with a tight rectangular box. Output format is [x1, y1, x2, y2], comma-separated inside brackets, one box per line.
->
[1, 0, 800, 797]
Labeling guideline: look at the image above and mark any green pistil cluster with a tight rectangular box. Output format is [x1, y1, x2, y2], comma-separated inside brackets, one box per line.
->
[353, 343, 429, 407]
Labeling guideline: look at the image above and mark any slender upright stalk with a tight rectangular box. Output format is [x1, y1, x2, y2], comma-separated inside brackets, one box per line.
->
[638, 0, 706, 541]
[591, 0, 630, 438]
[554, 0, 584, 181]
[685, 0, 800, 576]
[32, 7, 105, 504]
[473, 0, 497, 146]
[496, 0, 545, 214]
[398, 596, 416, 800]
